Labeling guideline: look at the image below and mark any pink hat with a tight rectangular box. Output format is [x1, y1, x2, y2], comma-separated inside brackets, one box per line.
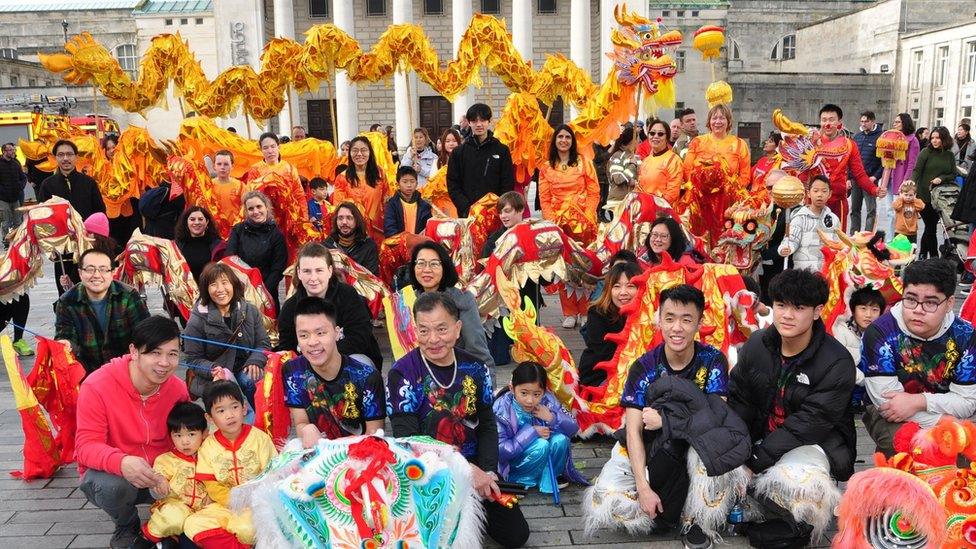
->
[84, 213, 110, 238]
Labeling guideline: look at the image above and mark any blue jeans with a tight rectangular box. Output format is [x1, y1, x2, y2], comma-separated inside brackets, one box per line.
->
[234, 369, 257, 424]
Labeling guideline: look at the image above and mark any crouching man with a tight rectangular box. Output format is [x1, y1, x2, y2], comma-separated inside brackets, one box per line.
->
[729, 269, 857, 548]
[583, 285, 750, 549]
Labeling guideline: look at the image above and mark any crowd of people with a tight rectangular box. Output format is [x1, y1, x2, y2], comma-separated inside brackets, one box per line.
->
[3, 98, 976, 549]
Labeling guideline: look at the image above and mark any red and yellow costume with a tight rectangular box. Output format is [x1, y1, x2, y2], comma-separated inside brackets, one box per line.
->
[538, 158, 599, 318]
[332, 172, 387, 244]
[183, 425, 276, 549]
[637, 148, 684, 206]
[208, 177, 244, 227]
[749, 154, 780, 194]
[143, 450, 211, 542]
[810, 133, 879, 232]
[681, 133, 751, 247]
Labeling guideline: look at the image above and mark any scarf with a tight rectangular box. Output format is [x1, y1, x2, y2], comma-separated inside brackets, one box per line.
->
[337, 234, 356, 248]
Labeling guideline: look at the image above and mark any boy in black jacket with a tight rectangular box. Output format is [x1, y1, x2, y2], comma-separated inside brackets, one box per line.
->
[446, 103, 515, 217]
[729, 269, 856, 548]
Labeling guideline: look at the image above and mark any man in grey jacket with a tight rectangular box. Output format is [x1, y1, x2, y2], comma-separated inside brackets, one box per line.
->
[850, 111, 884, 232]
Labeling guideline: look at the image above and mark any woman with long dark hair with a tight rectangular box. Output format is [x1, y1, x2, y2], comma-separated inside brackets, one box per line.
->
[332, 135, 387, 243]
[644, 216, 694, 265]
[538, 124, 599, 329]
[911, 126, 957, 259]
[403, 241, 493, 367]
[577, 262, 641, 387]
[174, 206, 226, 283]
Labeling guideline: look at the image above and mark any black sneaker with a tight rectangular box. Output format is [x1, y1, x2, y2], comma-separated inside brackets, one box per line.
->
[682, 523, 713, 549]
[109, 524, 139, 549]
[128, 533, 156, 549]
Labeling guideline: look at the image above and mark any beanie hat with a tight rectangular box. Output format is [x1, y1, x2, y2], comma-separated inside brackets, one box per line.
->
[84, 212, 110, 238]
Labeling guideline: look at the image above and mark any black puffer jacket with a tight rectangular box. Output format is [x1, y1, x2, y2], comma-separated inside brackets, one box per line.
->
[729, 320, 857, 481]
[226, 219, 288, 301]
[644, 376, 751, 477]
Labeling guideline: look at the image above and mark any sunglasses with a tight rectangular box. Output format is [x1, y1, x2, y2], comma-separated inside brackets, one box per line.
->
[648, 131, 667, 137]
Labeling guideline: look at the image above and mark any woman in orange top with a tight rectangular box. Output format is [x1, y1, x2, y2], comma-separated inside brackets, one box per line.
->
[245, 132, 303, 187]
[331, 136, 387, 244]
[637, 119, 684, 206]
[538, 124, 599, 329]
[682, 104, 752, 246]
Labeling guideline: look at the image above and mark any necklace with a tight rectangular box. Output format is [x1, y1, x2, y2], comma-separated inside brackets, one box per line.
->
[421, 351, 457, 390]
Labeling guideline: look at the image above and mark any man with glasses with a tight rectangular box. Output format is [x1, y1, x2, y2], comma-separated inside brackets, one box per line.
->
[38, 139, 106, 294]
[55, 248, 149, 374]
[862, 258, 976, 456]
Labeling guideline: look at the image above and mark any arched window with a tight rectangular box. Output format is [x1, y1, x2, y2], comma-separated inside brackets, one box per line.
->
[729, 39, 742, 61]
[770, 34, 796, 61]
[115, 44, 138, 78]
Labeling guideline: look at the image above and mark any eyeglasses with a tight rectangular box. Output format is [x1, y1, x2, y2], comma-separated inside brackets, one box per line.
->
[415, 260, 442, 270]
[648, 131, 667, 137]
[902, 295, 949, 313]
[649, 232, 670, 241]
[81, 266, 113, 275]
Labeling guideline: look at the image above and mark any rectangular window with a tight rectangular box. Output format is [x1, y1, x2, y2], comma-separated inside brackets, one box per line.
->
[934, 107, 945, 127]
[662, 10, 670, 16]
[675, 50, 686, 72]
[164, 18, 172, 25]
[963, 106, 973, 119]
[116, 44, 138, 78]
[195, 17, 203, 24]
[27, 78, 36, 87]
[910, 108, 920, 121]
[481, 0, 500, 14]
[936, 45, 949, 87]
[309, 0, 328, 17]
[691, 10, 699, 17]
[781, 35, 796, 61]
[676, 10, 685, 17]
[538, 0, 556, 14]
[911, 50, 923, 90]
[9, 75, 18, 86]
[424, 0, 443, 15]
[180, 18, 188, 25]
[966, 41, 976, 84]
[366, 0, 386, 16]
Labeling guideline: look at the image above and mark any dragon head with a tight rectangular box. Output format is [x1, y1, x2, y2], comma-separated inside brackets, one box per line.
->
[712, 199, 773, 272]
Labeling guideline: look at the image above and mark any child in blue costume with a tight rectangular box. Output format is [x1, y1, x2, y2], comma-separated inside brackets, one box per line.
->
[493, 361, 588, 493]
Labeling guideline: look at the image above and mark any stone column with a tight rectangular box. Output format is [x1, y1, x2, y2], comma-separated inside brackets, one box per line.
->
[512, 0, 533, 63]
[392, 0, 414, 151]
[272, 0, 301, 134]
[600, 0, 615, 81]
[569, 0, 592, 117]
[212, 0, 264, 135]
[451, 0, 473, 124]
[333, 0, 358, 142]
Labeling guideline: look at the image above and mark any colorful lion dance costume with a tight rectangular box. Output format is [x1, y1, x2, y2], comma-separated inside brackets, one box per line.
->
[834, 418, 976, 548]
[235, 434, 484, 549]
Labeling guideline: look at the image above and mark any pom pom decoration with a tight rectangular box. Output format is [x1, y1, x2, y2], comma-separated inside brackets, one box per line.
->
[876, 129, 909, 169]
[770, 175, 806, 209]
[705, 80, 733, 108]
[693, 25, 725, 61]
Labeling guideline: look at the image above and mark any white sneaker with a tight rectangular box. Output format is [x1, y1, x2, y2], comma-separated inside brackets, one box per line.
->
[561, 316, 577, 329]
[578, 315, 587, 328]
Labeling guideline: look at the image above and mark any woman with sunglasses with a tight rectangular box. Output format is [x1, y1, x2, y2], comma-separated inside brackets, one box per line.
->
[538, 124, 599, 329]
[637, 119, 685, 206]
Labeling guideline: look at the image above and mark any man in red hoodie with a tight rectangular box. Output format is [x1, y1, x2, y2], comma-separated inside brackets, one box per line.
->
[814, 104, 887, 232]
[76, 316, 190, 548]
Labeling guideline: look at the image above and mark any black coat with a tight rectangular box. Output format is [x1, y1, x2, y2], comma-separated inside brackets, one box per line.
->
[446, 131, 515, 217]
[323, 234, 379, 276]
[0, 157, 26, 203]
[644, 376, 751, 477]
[577, 306, 625, 387]
[729, 320, 857, 481]
[383, 194, 433, 237]
[226, 219, 288, 298]
[138, 184, 186, 240]
[952, 166, 976, 224]
[274, 278, 383, 370]
[38, 170, 105, 219]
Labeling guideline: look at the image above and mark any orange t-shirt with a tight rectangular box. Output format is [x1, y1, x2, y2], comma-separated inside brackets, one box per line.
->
[211, 177, 243, 220]
[893, 196, 925, 236]
[401, 198, 417, 234]
[332, 172, 386, 243]
[637, 149, 684, 205]
[537, 158, 599, 222]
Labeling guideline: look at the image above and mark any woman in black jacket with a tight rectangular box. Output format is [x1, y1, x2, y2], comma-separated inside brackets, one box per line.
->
[226, 190, 288, 312]
[174, 206, 226, 284]
[275, 242, 383, 370]
[577, 262, 641, 387]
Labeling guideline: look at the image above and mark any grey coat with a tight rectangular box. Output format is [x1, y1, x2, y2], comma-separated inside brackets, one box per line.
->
[182, 300, 270, 373]
[443, 286, 494, 369]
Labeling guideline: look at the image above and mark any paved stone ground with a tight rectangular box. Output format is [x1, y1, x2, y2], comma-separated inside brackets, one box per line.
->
[0, 261, 893, 548]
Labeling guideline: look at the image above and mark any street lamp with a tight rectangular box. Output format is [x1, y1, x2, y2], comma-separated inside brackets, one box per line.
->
[61, 20, 68, 45]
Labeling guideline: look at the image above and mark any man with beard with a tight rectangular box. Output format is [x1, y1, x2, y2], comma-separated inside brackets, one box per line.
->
[285, 297, 385, 447]
[386, 292, 529, 548]
[323, 201, 380, 276]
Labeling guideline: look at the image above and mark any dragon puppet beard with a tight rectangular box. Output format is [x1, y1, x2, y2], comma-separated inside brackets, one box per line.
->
[711, 200, 774, 273]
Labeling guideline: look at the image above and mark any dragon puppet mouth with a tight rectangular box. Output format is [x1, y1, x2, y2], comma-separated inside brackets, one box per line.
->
[715, 240, 758, 271]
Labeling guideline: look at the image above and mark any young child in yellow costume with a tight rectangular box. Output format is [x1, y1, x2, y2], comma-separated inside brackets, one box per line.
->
[141, 402, 212, 544]
[184, 381, 276, 549]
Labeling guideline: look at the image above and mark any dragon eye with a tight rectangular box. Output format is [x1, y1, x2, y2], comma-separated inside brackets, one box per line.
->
[744, 221, 757, 234]
[724, 219, 734, 229]
[642, 32, 653, 40]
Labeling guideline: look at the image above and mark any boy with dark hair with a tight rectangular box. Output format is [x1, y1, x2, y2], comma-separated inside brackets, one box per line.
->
[585, 285, 744, 548]
[447, 103, 515, 216]
[778, 175, 838, 272]
[384, 165, 433, 237]
[137, 403, 210, 547]
[307, 177, 329, 230]
[834, 286, 886, 364]
[184, 381, 276, 549]
[729, 269, 856, 547]
[285, 297, 385, 447]
[861, 258, 976, 456]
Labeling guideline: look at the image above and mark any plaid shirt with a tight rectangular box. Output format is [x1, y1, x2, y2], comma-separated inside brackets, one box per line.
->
[55, 281, 150, 373]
